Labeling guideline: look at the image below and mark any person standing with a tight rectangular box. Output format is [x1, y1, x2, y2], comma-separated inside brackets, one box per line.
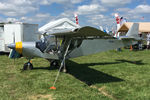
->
[147, 33, 150, 49]
[138, 33, 143, 50]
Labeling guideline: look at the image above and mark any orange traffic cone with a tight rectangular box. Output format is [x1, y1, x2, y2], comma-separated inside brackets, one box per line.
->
[50, 86, 56, 90]
[130, 45, 133, 51]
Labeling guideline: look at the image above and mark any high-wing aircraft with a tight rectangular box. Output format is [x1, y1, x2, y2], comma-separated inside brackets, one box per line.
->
[8, 23, 140, 72]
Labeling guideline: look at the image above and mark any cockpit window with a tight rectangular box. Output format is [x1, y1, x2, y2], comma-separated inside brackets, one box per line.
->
[36, 35, 63, 54]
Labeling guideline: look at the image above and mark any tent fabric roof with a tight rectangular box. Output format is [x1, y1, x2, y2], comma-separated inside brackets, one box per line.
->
[39, 18, 80, 34]
[118, 22, 150, 33]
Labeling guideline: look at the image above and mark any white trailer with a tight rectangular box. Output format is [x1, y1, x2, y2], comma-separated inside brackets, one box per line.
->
[0, 25, 5, 52]
[0, 23, 39, 52]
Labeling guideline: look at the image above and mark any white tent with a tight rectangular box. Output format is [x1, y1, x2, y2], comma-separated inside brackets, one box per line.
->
[39, 18, 80, 34]
[118, 22, 150, 33]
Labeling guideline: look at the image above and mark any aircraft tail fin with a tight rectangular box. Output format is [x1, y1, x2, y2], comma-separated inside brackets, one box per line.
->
[99, 26, 103, 31]
[119, 23, 140, 40]
[126, 23, 139, 39]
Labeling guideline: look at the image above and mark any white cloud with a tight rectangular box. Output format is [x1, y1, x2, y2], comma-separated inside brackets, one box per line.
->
[60, 10, 74, 18]
[116, 8, 131, 12]
[71, 0, 83, 4]
[40, 0, 49, 5]
[129, 5, 150, 14]
[87, 14, 114, 27]
[20, 13, 51, 23]
[114, 5, 150, 21]
[77, 4, 107, 15]
[39, 0, 83, 5]
[10, 0, 33, 5]
[5, 13, 52, 24]
[101, 0, 132, 7]
[0, 0, 149, 29]
[6, 18, 18, 22]
[0, 0, 83, 17]
[0, 1, 38, 16]
[88, 14, 105, 20]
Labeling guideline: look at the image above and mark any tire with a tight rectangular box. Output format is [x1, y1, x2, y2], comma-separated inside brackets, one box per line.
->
[28, 63, 33, 70]
[50, 60, 59, 69]
[23, 62, 33, 70]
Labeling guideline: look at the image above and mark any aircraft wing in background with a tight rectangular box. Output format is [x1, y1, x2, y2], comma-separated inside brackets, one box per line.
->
[51, 26, 113, 38]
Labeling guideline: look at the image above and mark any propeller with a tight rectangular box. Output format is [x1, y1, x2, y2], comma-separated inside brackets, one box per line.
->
[8, 32, 20, 59]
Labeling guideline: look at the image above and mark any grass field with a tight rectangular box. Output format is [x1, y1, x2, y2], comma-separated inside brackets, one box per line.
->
[0, 49, 150, 100]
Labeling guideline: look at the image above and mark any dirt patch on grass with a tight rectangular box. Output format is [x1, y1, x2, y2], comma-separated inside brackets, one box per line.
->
[29, 94, 53, 100]
[90, 85, 118, 100]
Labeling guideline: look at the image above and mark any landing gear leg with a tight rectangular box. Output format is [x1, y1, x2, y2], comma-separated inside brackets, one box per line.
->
[62, 60, 67, 73]
[50, 60, 67, 72]
[50, 40, 71, 89]
[23, 59, 33, 70]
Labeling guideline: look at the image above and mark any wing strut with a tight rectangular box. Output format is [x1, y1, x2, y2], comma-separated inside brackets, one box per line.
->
[50, 40, 71, 90]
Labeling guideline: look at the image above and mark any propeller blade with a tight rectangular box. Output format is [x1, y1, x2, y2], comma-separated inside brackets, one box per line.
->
[9, 49, 20, 59]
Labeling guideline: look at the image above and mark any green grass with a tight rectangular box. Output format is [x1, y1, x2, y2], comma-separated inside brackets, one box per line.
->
[0, 49, 150, 100]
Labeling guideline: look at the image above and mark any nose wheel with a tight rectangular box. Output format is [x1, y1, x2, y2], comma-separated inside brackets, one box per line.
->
[23, 61, 33, 70]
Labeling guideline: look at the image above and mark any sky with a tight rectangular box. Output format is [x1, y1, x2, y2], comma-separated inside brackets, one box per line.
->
[0, 0, 150, 30]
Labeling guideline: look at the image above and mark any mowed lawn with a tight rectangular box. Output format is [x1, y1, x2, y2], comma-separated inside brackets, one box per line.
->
[0, 49, 150, 100]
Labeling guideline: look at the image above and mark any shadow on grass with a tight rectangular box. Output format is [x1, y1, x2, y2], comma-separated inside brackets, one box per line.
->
[32, 67, 50, 70]
[0, 52, 9, 55]
[31, 59, 145, 85]
[67, 60, 124, 86]
[66, 59, 145, 85]
[115, 59, 145, 65]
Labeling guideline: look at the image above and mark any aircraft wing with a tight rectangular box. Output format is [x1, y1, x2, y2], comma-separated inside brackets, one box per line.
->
[51, 26, 112, 38]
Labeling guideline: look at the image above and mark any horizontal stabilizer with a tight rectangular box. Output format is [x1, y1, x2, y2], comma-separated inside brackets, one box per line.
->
[119, 36, 135, 40]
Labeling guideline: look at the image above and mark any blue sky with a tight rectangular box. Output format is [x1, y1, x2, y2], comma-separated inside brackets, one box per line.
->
[0, 0, 150, 29]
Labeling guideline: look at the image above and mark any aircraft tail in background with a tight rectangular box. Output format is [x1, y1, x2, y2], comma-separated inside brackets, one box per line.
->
[119, 23, 140, 40]
[126, 23, 139, 39]
[99, 26, 103, 31]
[99, 26, 109, 34]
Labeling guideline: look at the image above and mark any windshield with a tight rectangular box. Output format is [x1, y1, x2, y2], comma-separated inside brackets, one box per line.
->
[36, 35, 63, 54]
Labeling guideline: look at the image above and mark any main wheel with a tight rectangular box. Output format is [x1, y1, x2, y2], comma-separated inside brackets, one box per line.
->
[50, 60, 59, 69]
[23, 62, 33, 70]
[61, 63, 67, 73]
[62, 68, 67, 73]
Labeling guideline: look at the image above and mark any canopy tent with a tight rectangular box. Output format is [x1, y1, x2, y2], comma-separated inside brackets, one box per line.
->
[39, 18, 80, 34]
[118, 22, 150, 33]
